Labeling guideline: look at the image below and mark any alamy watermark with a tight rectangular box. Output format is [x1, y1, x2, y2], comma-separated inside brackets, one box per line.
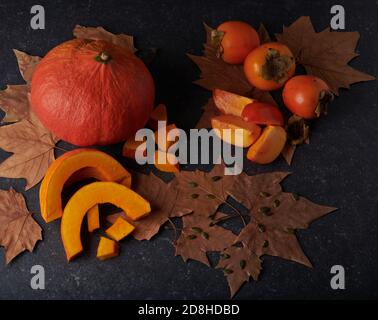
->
[30, 265, 45, 290]
[330, 265, 346, 290]
[330, 5, 345, 30]
[134, 121, 244, 175]
[30, 5, 45, 30]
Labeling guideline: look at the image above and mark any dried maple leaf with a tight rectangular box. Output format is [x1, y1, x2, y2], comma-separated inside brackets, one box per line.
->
[257, 23, 272, 44]
[73, 25, 136, 53]
[0, 85, 30, 123]
[0, 188, 42, 264]
[107, 172, 191, 240]
[107, 166, 236, 239]
[0, 49, 58, 189]
[13, 49, 41, 84]
[217, 246, 261, 297]
[229, 171, 337, 266]
[228, 171, 290, 209]
[281, 144, 296, 165]
[0, 50, 41, 123]
[282, 138, 310, 165]
[275, 16, 375, 95]
[105, 166, 335, 297]
[175, 213, 236, 266]
[237, 221, 312, 266]
[173, 164, 238, 218]
[189, 23, 276, 128]
[0, 112, 58, 190]
[195, 98, 219, 129]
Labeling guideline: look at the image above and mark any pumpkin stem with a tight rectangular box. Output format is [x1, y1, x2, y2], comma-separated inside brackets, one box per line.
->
[95, 52, 112, 64]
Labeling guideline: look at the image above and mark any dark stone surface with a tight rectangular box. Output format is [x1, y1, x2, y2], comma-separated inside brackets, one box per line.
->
[0, 0, 377, 299]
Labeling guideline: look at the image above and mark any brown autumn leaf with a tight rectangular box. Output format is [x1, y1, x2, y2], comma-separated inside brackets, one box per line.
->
[0, 85, 30, 123]
[173, 164, 238, 218]
[105, 165, 335, 297]
[195, 98, 219, 129]
[73, 25, 137, 53]
[171, 167, 336, 296]
[281, 144, 296, 165]
[189, 23, 276, 128]
[237, 221, 312, 266]
[106, 172, 191, 240]
[175, 213, 236, 266]
[13, 49, 41, 84]
[229, 171, 337, 266]
[0, 188, 42, 264]
[228, 171, 290, 209]
[0, 49, 41, 123]
[107, 165, 236, 238]
[282, 137, 309, 165]
[217, 246, 261, 297]
[257, 23, 272, 44]
[275, 16, 375, 95]
[0, 112, 58, 190]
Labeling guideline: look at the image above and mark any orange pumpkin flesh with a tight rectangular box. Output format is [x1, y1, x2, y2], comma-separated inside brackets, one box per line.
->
[61, 181, 150, 261]
[31, 39, 155, 146]
[40, 149, 132, 223]
[154, 150, 180, 173]
[87, 205, 100, 233]
[105, 217, 135, 241]
[97, 237, 119, 261]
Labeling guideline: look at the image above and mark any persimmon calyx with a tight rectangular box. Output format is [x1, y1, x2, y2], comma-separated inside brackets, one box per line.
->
[210, 29, 225, 58]
[262, 48, 295, 83]
[286, 115, 310, 146]
[315, 90, 334, 117]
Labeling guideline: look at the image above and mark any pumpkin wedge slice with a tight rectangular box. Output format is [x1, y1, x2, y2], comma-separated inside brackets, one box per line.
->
[87, 205, 100, 233]
[106, 217, 135, 241]
[40, 148, 131, 223]
[154, 150, 180, 173]
[97, 237, 119, 261]
[61, 182, 150, 262]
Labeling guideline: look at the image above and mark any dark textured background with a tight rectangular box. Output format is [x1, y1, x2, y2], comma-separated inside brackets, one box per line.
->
[0, 0, 377, 300]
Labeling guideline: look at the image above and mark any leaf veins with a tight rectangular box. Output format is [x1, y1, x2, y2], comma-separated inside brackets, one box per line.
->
[0, 113, 58, 190]
[0, 188, 42, 264]
[275, 16, 375, 95]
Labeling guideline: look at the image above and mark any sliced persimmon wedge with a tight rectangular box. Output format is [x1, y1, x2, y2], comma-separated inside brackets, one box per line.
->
[211, 114, 261, 148]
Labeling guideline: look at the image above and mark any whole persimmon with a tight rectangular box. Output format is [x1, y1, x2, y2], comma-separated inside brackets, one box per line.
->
[282, 75, 333, 119]
[244, 42, 295, 91]
[215, 21, 260, 64]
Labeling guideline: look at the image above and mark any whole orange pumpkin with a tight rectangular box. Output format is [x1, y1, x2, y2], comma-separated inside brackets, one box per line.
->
[31, 39, 155, 146]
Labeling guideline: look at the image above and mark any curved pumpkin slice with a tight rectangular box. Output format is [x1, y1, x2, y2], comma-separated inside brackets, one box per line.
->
[40, 149, 131, 223]
[61, 182, 150, 261]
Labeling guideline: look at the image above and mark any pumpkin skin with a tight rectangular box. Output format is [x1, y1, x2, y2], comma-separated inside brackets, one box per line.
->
[31, 39, 155, 146]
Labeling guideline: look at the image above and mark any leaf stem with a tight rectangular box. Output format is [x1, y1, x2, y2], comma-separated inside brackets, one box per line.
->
[53, 145, 71, 152]
[167, 218, 178, 240]
[182, 175, 248, 226]
[213, 213, 249, 225]
[223, 201, 247, 226]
